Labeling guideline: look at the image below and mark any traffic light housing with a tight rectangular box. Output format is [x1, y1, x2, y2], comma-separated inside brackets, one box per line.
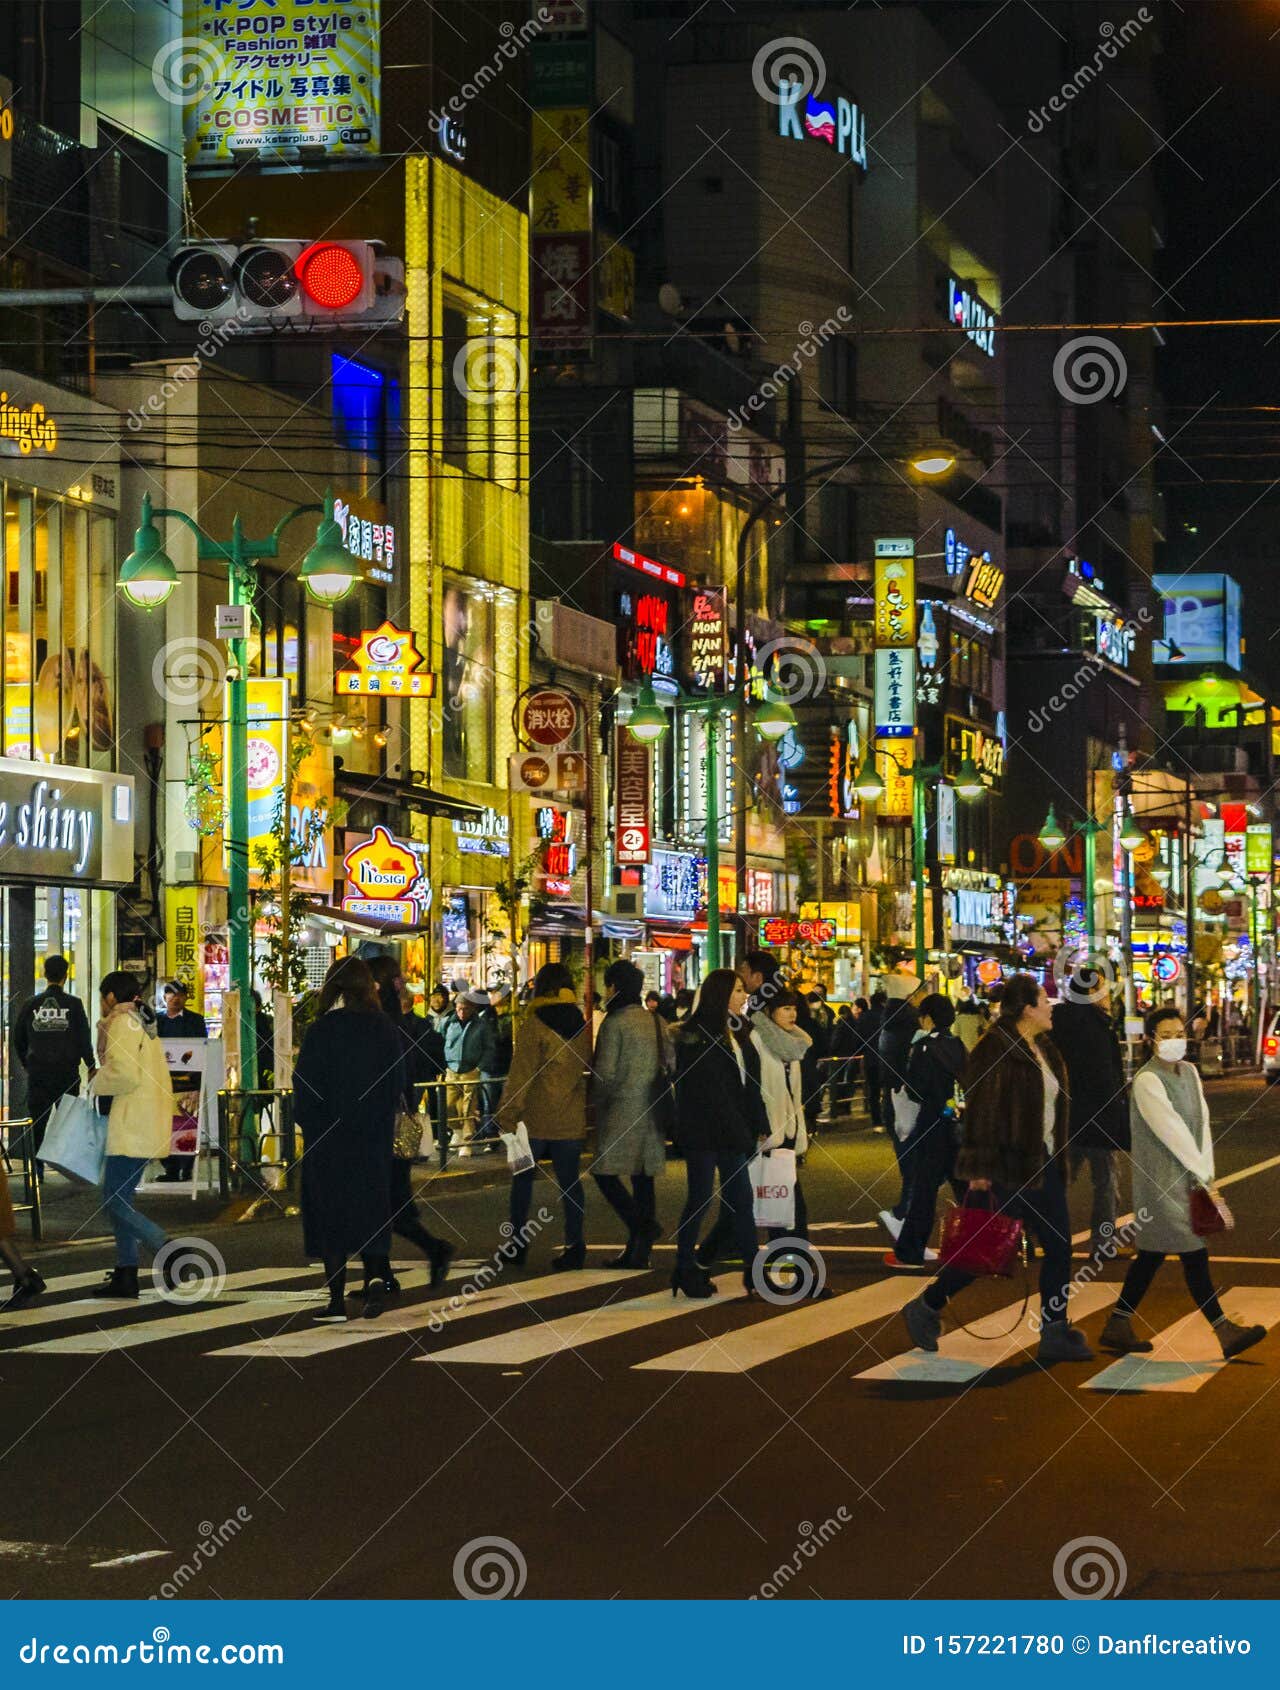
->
[168, 240, 404, 332]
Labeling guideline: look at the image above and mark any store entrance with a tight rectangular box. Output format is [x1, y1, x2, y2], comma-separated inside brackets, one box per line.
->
[1, 883, 106, 1118]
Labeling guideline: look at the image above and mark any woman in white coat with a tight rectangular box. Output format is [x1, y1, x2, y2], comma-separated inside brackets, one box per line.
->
[88, 971, 176, 1299]
[1100, 1005, 1265, 1359]
[749, 991, 831, 1298]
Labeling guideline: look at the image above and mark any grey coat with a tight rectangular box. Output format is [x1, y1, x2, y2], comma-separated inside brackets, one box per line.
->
[1128, 1058, 1213, 1255]
[590, 1002, 668, 1176]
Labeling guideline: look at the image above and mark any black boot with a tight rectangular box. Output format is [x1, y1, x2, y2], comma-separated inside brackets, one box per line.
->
[670, 1262, 716, 1300]
[605, 1235, 640, 1269]
[91, 1266, 139, 1300]
[3, 1271, 46, 1313]
[427, 1240, 456, 1291]
[550, 1244, 587, 1272]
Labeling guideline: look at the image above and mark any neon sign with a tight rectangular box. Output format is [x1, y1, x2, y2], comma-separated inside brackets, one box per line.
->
[946, 278, 997, 356]
[777, 80, 867, 171]
[759, 915, 837, 948]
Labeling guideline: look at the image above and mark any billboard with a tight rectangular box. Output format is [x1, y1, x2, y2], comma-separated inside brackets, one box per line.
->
[1153, 573, 1243, 670]
[182, 0, 380, 167]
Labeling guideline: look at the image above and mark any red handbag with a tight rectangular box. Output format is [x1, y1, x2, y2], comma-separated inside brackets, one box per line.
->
[1189, 1184, 1233, 1237]
[938, 1190, 1025, 1277]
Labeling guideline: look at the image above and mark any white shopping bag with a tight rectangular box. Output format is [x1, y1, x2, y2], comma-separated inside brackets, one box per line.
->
[750, 1147, 797, 1229]
[39, 1094, 107, 1186]
[890, 1087, 920, 1142]
[500, 1121, 535, 1176]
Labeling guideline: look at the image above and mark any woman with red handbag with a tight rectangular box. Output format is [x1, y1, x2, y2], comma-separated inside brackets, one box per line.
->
[902, 974, 1093, 1363]
[1098, 1007, 1264, 1360]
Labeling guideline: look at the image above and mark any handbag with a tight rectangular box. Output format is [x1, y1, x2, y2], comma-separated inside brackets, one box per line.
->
[749, 1147, 797, 1229]
[394, 1110, 429, 1161]
[39, 1093, 108, 1186]
[1190, 1183, 1233, 1237]
[938, 1189, 1024, 1277]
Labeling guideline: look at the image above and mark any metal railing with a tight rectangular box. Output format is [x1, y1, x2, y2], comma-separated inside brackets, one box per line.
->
[0, 1117, 41, 1241]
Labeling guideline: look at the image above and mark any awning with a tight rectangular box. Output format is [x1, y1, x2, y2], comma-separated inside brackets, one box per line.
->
[335, 769, 484, 824]
[305, 906, 432, 940]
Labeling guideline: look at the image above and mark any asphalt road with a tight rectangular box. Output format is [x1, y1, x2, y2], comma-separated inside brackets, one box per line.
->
[4, 1075, 1280, 1602]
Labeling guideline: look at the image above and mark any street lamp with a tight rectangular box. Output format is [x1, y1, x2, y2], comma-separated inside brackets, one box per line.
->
[1118, 808, 1147, 854]
[854, 746, 985, 981]
[118, 488, 360, 1117]
[626, 683, 792, 970]
[1038, 800, 1108, 946]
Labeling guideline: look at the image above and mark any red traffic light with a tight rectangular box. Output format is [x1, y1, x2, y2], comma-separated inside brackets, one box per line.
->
[296, 242, 365, 310]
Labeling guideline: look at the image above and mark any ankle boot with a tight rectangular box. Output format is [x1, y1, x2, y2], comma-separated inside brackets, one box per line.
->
[1100, 1312, 1153, 1354]
[1218, 1318, 1266, 1360]
[3, 1271, 46, 1313]
[604, 1235, 639, 1269]
[670, 1261, 716, 1300]
[550, 1244, 587, 1272]
[91, 1266, 139, 1300]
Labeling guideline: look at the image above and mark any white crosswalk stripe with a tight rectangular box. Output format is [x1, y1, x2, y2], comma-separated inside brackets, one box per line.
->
[0, 1267, 321, 1339]
[426, 1275, 741, 1365]
[1082, 1288, 1280, 1394]
[853, 1285, 1118, 1384]
[210, 1268, 636, 1360]
[634, 1276, 924, 1374]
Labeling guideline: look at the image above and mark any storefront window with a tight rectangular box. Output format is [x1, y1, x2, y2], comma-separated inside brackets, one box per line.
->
[441, 575, 495, 784]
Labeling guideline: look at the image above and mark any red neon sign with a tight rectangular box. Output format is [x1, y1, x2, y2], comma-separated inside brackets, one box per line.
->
[612, 542, 687, 588]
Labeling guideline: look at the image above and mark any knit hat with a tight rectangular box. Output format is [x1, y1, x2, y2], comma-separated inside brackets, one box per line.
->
[462, 988, 491, 1007]
[884, 970, 922, 1001]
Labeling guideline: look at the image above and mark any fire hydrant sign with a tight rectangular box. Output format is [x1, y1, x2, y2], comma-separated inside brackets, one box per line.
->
[521, 688, 579, 748]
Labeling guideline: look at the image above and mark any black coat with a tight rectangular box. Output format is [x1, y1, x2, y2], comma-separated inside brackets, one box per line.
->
[1050, 1001, 1130, 1152]
[904, 1029, 967, 1136]
[674, 1019, 768, 1157]
[877, 999, 920, 1088]
[294, 1008, 404, 1259]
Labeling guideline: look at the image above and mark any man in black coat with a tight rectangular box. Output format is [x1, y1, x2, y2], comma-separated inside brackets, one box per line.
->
[859, 990, 887, 1128]
[12, 955, 95, 1165]
[1051, 972, 1130, 1261]
[877, 970, 924, 1234]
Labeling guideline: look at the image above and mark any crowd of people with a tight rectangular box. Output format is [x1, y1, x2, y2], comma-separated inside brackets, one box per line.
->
[0, 951, 1266, 1366]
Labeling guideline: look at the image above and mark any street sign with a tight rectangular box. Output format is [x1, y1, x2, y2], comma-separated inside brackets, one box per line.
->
[509, 751, 586, 794]
[334, 621, 434, 698]
[520, 687, 579, 747]
[215, 604, 250, 641]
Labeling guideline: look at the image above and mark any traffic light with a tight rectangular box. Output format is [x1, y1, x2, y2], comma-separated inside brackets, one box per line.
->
[168, 240, 404, 332]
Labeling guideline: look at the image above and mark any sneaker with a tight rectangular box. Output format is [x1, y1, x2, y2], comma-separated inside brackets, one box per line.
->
[883, 1251, 927, 1271]
[1037, 1322, 1094, 1364]
[1099, 1312, 1153, 1354]
[903, 1294, 942, 1353]
[878, 1209, 903, 1242]
[1218, 1319, 1267, 1360]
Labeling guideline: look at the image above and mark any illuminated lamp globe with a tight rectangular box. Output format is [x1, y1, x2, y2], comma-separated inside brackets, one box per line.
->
[300, 493, 361, 605]
[118, 496, 178, 609]
[626, 682, 670, 743]
[1150, 863, 1171, 887]
[853, 752, 885, 802]
[1037, 804, 1067, 853]
[1118, 811, 1146, 852]
[954, 756, 986, 801]
[753, 690, 798, 741]
[910, 451, 956, 477]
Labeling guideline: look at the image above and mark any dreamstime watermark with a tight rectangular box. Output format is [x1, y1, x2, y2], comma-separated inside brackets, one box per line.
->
[751, 37, 826, 105]
[755, 634, 828, 706]
[1027, 10, 1153, 133]
[1032, 1211, 1151, 1331]
[151, 1237, 228, 1306]
[426, 11, 552, 137]
[1053, 1534, 1127, 1599]
[452, 335, 528, 405]
[727, 308, 851, 432]
[1051, 944, 1117, 1008]
[749, 1237, 827, 1307]
[750, 1508, 852, 1598]
[152, 37, 221, 105]
[152, 641, 227, 710]
[1026, 605, 1153, 733]
[127, 310, 252, 433]
[1053, 335, 1128, 405]
[426, 1209, 553, 1334]
[452, 1535, 527, 1600]
[150, 1509, 252, 1601]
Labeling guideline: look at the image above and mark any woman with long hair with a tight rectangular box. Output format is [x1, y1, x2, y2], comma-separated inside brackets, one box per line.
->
[670, 968, 769, 1300]
[293, 955, 404, 1322]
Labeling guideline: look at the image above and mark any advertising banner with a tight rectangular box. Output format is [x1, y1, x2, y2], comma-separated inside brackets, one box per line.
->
[615, 727, 651, 864]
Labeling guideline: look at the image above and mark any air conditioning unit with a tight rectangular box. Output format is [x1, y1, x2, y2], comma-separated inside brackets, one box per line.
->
[611, 887, 642, 917]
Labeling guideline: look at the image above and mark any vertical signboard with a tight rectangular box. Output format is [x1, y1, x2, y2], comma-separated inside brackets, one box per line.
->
[874, 648, 916, 738]
[1246, 822, 1272, 876]
[182, 0, 381, 166]
[875, 739, 914, 819]
[688, 587, 729, 692]
[614, 726, 651, 864]
[873, 538, 917, 648]
[165, 887, 203, 1012]
[531, 107, 593, 355]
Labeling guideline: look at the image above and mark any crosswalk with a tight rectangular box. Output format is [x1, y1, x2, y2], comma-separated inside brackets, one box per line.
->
[0, 1259, 1276, 1397]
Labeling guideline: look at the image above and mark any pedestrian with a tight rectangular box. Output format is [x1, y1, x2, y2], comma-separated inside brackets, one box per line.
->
[861, 989, 887, 1128]
[428, 985, 451, 1032]
[656, 994, 678, 1023]
[0, 1156, 45, 1311]
[590, 959, 668, 1268]
[751, 990, 831, 1298]
[88, 971, 177, 1300]
[644, 990, 660, 1013]
[1051, 970, 1129, 1264]
[12, 954, 95, 1168]
[499, 962, 592, 1269]
[293, 956, 404, 1324]
[902, 973, 1095, 1364]
[367, 956, 455, 1291]
[830, 1003, 861, 1116]
[440, 987, 496, 1157]
[1099, 1007, 1266, 1360]
[479, 983, 515, 1144]
[671, 969, 768, 1300]
[672, 988, 695, 1022]
[877, 970, 924, 1239]
[154, 978, 208, 1182]
[954, 985, 987, 1053]
[884, 993, 965, 1269]
[250, 988, 275, 1089]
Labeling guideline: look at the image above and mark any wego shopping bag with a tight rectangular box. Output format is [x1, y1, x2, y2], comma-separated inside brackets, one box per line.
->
[39, 1093, 108, 1186]
[750, 1148, 797, 1230]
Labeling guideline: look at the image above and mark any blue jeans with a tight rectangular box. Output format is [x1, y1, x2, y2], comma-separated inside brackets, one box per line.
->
[677, 1149, 758, 1280]
[102, 1156, 168, 1268]
[510, 1137, 585, 1249]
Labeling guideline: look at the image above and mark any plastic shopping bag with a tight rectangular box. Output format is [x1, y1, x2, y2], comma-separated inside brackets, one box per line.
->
[890, 1087, 920, 1142]
[750, 1147, 797, 1229]
[500, 1122, 536, 1176]
[40, 1093, 107, 1186]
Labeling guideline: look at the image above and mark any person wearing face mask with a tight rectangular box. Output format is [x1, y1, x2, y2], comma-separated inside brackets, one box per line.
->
[902, 974, 1093, 1364]
[1098, 1008, 1266, 1360]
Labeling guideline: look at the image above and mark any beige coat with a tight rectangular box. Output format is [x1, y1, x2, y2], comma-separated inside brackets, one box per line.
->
[89, 1007, 175, 1159]
[496, 994, 591, 1142]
